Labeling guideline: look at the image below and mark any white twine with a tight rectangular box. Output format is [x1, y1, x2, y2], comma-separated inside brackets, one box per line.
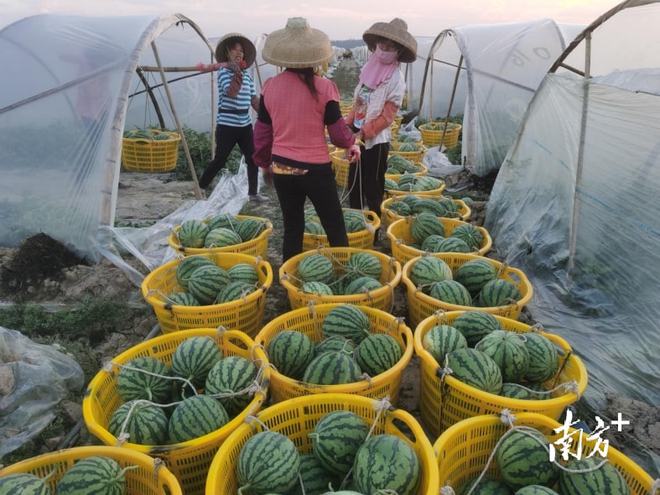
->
[244, 414, 270, 432]
[114, 362, 198, 398]
[115, 398, 182, 445]
[440, 487, 456, 495]
[207, 363, 268, 400]
[152, 457, 164, 483]
[650, 479, 660, 495]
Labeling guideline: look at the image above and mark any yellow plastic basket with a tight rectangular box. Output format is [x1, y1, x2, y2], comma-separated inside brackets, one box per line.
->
[303, 209, 381, 251]
[387, 217, 492, 265]
[141, 253, 273, 336]
[402, 253, 534, 326]
[434, 413, 654, 495]
[122, 131, 181, 172]
[0, 446, 182, 494]
[385, 176, 446, 199]
[381, 196, 471, 227]
[419, 122, 462, 149]
[279, 247, 402, 311]
[82, 329, 269, 495]
[385, 162, 429, 181]
[414, 312, 587, 437]
[330, 149, 351, 188]
[168, 215, 273, 258]
[206, 393, 439, 495]
[255, 303, 413, 402]
[389, 144, 428, 163]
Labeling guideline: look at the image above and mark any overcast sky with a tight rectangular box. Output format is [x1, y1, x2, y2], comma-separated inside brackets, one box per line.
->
[0, 0, 622, 38]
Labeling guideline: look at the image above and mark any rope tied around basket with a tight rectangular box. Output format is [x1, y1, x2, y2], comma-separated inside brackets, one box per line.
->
[307, 300, 317, 319]
[435, 353, 454, 430]
[115, 361, 199, 397]
[216, 325, 227, 338]
[115, 398, 184, 446]
[650, 479, 660, 495]
[152, 457, 164, 483]
[244, 414, 270, 432]
[433, 309, 446, 323]
[209, 360, 269, 400]
[440, 487, 457, 495]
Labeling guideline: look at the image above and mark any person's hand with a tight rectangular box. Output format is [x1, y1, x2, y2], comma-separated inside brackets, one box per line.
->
[262, 165, 274, 186]
[348, 145, 361, 163]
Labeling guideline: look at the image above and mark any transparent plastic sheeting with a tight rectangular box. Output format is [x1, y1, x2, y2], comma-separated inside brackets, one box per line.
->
[486, 73, 660, 471]
[0, 327, 84, 458]
[0, 14, 213, 259]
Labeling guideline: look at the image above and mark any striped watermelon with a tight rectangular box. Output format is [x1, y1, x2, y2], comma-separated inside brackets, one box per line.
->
[322, 305, 370, 343]
[411, 213, 445, 243]
[55, 456, 126, 495]
[310, 411, 369, 476]
[414, 198, 447, 216]
[215, 281, 253, 304]
[344, 276, 382, 294]
[400, 195, 421, 209]
[175, 255, 215, 290]
[452, 311, 500, 347]
[315, 336, 355, 355]
[355, 334, 402, 376]
[187, 265, 230, 305]
[495, 429, 557, 490]
[436, 237, 472, 253]
[305, 221, 326, 235]
[429, 280, 473, 306]
[298, 254, 334, 284]
[515, 485, 559, 494]
[420, 234, 446, 252]
[476, 330, 529, 383]
[117, 357, 171, 403]
[446, 348, 503, 394]
[460, 479, 513, 494]
[204, 227, 242, 248]
[346, 252, 382, 279]
[423, 325, 468, 363]
[290, 454, 341, 495]
[302, 350, 362, 385]
[353, 435, 420, 495]
[168, 395, 229, 443]
[302, 281, 334, 296]
[237, 431, 301, 494]
[524, 333, 559, 382]
[454, 259, 498, 295]
[501, 383, 549, 401]
[559, 458, 630, 495]
[228, 263, 259, 285]
[177, 220, 209, 248]
[207, 213, 236, 231]
[389, 201, 411, 216]
[108, 400, 168, 445]
[451, 224, 484, 250]
[237, 218, 266, 241]
[171, 336, 222, 387]
[267, 331, 315, 379]
[410, 256, 453, 287]
[478, 279, 522, 307]
[0, 474, 50, 495]
[438, 197, 460, 215]
[166, 292, 199, 306]
[205, 356, 257, 414]
[384, 178, 398, 190]
[344, 211, 367, 233]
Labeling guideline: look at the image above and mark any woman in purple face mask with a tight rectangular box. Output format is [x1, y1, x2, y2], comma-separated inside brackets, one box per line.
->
[345, 18, 417, 224]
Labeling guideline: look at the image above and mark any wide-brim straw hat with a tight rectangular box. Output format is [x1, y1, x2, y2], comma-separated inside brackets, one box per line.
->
[215, 33, 256, 67]
[262, 17, 333, 69]
[363, 18, 417, 64]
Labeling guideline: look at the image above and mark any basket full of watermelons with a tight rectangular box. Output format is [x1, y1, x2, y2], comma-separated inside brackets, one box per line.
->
[389, 141, 428, 162]
[304, 208, 381, 250]
[381, 194, 472, 226]
[418, 121, 462, 149]
[384, 174, 446, 199]
[385, 154, 428, 180]
[122, 128, 181, 172]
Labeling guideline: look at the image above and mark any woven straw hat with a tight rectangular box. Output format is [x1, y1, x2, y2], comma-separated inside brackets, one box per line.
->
[363, 18, 417, 63]
[262, 17, 333, 68]
[215, 33, 256, 67]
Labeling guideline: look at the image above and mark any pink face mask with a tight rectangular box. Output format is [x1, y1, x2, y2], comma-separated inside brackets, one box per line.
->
[375, 46, 398, 65]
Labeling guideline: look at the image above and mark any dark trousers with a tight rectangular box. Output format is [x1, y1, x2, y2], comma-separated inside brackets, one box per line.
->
[199, 124, 258, 195]
[348, 142, 389, 217]
[273, 168, 349, 262]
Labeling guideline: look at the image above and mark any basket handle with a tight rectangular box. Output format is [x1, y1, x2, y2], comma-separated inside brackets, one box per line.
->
[388, 411, 419, 446]
[132, 139, 152, 145]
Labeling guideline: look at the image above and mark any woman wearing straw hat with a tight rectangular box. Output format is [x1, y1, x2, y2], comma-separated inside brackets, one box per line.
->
[198, 33, 266, 201]
[253, 18, 361, 262]
[346, 18, 417, 219]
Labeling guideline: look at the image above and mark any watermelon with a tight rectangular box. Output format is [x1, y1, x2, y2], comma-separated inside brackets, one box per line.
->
[207, 213, 236, 231]
[496, 428, 557, 489]
[344, 276, 382, 294]
[175, 255, 215, 289]
[460, 479, 513, 494]
[446, 348, 503, 394]
[478, 279, 522, 307]
[400, 195, 421, 209]
[215, 281, 253, 304]
[187, 265, 230, 305]
[411, 213, 445, 243]
[267, 331, 315, 379]
[306, 221, 326, 235]
[409, 256, 453, 287]
[228, 263, 259, 286]
[476, 330, 529, 383]
[108, 400, 168, 445]
[436, 237, 472, 253]
[414, 198, 447, 217]
[55, 456, 126, 495]
[171, 336, 222, 387]
[204, 227, 242, 248]
[117, 357, 171, 403]
[353, 435, 420, 495]
[237, 218, 266, 241]
[421, 234, 446, 252]
[322, 305, 370, 343]
[429, 280, 473, 306]
[501, 383, 549, 401]
[298, 255, 334, 284]
[315, 336, 355, 355]
[303, 350, 362, 385]
[524, 333, 559, 383]
[346, 252, 382, 280]
[423, 325, 468, 363]
[344, 213, 367, 233]
[302, 281, 334, 296]
[355, 334, 402, 376]
[177, 220, 209, 248]
[205, 356, 257, 414]
[559, 457, 630, 495]
[398, 142, 419, 152]
[310, 411, 369, 476]
[454, 259, 498, 295]
[168, 395, 229, 443]
[166, 292, 199, 306]
[237, 431, 301, 494]
[388, 201, 412, 216]
[290, 454, 341, 495]
[384, 178, 398, 190]
[453, 311, 500, 347]
[452, 224, 484, 250]
[0, 474, 50, 495]
[515, 486, 559, 494]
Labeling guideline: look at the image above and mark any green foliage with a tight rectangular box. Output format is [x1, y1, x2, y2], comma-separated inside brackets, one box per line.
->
[446, 141, 463, 165]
